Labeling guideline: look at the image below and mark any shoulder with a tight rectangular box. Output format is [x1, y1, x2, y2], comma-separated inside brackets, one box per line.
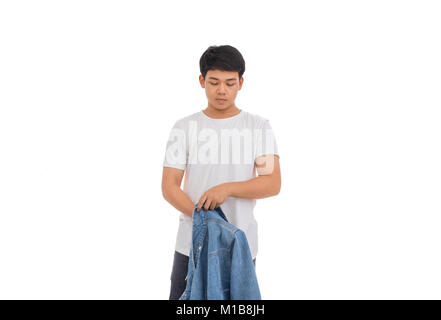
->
[170, 111, 201, 129]
[241, 110, 271, 128]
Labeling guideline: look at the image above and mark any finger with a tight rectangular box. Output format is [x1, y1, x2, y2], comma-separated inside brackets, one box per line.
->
[209, 202, 217, 210]
[197, 195, 206, 211]
[204, 199, 212, 211]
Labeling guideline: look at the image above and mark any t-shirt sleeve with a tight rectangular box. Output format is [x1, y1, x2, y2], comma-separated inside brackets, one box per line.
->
[163, 120, 187, 171]
[254, 118, 279, 161]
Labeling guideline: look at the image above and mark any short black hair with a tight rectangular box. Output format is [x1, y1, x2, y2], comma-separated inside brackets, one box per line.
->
[199, 45, 245, 80]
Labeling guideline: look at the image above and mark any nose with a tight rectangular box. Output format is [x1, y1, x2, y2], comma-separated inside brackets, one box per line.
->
[217, 83, 227, 93]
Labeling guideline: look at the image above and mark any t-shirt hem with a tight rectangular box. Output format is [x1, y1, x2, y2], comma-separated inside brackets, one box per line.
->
[174, 246, 257, 260]
[175, 247, 189, 257]
[163, 164, 186, 171]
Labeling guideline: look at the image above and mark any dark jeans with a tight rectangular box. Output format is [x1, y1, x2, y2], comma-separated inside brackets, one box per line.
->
[169, 250, 256, 300]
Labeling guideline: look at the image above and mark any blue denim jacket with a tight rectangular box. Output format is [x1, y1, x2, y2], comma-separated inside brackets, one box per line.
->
[179, 204, 261, 300]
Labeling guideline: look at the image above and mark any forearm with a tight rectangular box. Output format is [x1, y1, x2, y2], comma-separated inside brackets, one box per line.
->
[163, 185, 195, 218]
[226, 175, 280, 199]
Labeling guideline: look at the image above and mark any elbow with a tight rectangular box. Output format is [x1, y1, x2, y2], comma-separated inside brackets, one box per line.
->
[161, 182, 169, 201]
[270, 178, 281, 197]
[272, 184, 281, 196]
[260, 174, 281, 197]
[275, 184, 281, 196]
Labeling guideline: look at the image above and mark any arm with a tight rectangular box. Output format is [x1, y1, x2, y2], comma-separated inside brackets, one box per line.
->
[196, 154, 281, 211]
[227, 154, 281, 199]
[162, 166, 195, 218]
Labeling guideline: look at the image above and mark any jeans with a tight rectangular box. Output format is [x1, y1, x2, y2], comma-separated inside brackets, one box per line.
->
[169, 250, 256, 300]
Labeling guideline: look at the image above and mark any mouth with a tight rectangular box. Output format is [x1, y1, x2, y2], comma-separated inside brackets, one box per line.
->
[216, 98, 227, 102]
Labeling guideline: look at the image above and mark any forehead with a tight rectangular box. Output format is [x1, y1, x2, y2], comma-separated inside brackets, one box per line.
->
[205, 70, 238, 81]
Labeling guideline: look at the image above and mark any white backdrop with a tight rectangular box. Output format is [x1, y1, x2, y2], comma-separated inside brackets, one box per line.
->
[0, 0, 440, 299]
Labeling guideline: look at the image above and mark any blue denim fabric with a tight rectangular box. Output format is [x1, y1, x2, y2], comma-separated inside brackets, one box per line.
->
[179, 204, 261, 300]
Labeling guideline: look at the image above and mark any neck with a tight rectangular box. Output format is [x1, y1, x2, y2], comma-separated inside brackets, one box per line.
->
[203, 104, 241, 119]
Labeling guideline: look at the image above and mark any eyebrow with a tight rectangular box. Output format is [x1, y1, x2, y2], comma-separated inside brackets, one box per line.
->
[208, 77, 237, 81]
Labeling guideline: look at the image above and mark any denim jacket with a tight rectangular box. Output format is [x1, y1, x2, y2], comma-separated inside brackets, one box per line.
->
[179, 204, 261, 300]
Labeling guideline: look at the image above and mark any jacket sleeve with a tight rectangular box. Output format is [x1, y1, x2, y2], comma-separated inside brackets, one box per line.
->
[229, 230, 262, 300]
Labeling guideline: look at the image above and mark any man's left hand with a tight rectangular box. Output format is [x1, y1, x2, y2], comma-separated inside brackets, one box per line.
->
[196, 183, 231, 211]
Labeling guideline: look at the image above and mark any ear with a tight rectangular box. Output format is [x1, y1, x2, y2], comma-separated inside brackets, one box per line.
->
[199, 74, 206, 88]
[239, 76, 244, 89]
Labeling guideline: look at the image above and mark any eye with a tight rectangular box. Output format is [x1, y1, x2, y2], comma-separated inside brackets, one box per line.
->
[209, 82, 235, 86]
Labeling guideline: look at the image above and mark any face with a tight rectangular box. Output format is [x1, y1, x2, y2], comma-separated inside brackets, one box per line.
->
[199, 69, 244, 111]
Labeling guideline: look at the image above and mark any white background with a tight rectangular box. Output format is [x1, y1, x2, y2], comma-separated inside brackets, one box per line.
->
[1, 1, 440, 299]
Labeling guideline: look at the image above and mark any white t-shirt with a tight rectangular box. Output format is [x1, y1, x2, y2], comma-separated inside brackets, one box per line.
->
[162, 109, 279, 260]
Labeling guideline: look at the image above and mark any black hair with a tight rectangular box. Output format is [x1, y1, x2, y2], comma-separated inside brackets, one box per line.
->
[199, 45, 245, 80]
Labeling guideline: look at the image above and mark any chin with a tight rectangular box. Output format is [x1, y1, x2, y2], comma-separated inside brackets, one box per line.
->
[213, 103, 229, 110]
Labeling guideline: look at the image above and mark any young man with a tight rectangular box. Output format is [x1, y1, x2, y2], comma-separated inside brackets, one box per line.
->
[162, 45, 281, 300]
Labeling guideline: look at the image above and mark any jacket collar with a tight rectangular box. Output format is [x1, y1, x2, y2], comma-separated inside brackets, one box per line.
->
[192, 203, 228, 223]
